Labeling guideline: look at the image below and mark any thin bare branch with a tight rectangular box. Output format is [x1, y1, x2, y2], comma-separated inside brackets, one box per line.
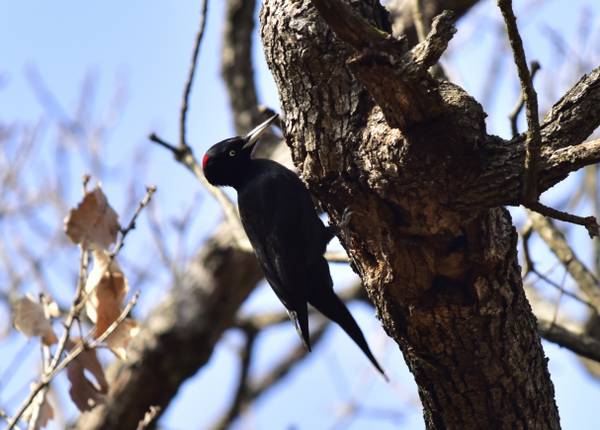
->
[179, 0, 209, 149]
[509, 61, 541, 137]
[247, 320, 329, 401]
[527, 201, 599, 238]
[519, 220, 535, 276]
[0, 409, 22, 430]
[210, 325, 258, 430]
[5, 291, 139, 430]
[528, 210, 600, 314]
[498, 0, 542, 203]
[528, 269, 595, 310]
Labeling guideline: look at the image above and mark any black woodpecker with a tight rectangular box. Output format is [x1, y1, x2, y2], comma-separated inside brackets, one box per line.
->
[202, 115, 385, 377]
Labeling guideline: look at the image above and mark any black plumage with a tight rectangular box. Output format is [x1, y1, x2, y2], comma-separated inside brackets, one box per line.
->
[202, 115, 385, 376]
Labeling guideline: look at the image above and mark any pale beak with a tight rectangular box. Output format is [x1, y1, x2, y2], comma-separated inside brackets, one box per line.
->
[242, 114, 279, 149]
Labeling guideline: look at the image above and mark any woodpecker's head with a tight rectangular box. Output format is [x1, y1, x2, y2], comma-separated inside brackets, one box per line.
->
[202, 114, 278, 187]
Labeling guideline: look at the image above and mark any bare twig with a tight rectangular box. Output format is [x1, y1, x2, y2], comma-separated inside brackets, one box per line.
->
[179, 0, 209, 149]
[49, 237, 89, 372]
[550, 269, 568, 325]
[6, 291, 140, 430]
[211, 319, 330, 430]
[148, 133, 187, 158]
[498, 0, 542, 203]
[509, 61, 541, 137]
[519, 220, 535, 276]
[528, 210, 600, 314]
[0, 409, 22, 430]
[6, 184, 153, 430]
[248, 320, 329, 401]
[528, 269, 594, 310]
[115, 185, 157, 252]
[527, 201, 599, 238]
[211, 324, 258, 430]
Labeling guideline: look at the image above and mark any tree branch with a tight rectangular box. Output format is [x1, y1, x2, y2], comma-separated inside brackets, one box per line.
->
[538, 319, 600, 363]
[348, 11, 456, 130]
[509, 60, 541, 137]
[209, 324, 257, 430]
[541, 66, 600, 150]
[179, 0, 209, 149]
[498, 0, 542, 204]
[387, 0, 482, 47]
[527, 210, 600, 314]
[309, 1, 457, 130]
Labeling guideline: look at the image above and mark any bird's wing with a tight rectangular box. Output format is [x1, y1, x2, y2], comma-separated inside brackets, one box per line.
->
[238, 165, 316, 345]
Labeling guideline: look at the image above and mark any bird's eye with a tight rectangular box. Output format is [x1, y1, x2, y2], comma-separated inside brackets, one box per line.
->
[229, 150, 236, 157]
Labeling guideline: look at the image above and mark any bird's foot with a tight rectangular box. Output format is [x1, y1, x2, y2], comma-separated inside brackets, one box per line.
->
[338, 207, 354, 247]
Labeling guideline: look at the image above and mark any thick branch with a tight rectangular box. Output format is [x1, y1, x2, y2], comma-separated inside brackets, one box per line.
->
[348, 11, 456, 130]
[309, 0, 456, 130]
[539, 319, 600, 363]
[458, 65, 600, 210]
[541, 66, 600, 150]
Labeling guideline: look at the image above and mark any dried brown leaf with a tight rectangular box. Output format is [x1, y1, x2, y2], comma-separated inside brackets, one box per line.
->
[64, 184, 120, 250]
[65, 339, 109, 392]
[85, 250, 128, 335]
[65, 339, 108, 411]
[84, 250, 138, 358]
[12, 294, 58, 346]
[22, 384, 54, 430]
[105, 319, 140, 359]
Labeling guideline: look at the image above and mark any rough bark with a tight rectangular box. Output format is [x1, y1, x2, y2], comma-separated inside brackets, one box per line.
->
[257, 0, 600, 428]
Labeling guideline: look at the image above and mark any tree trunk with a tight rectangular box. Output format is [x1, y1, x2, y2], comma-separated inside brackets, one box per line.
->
[260, 0, 567, 428]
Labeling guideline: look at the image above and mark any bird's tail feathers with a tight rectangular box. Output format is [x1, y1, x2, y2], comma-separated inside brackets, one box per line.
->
[307, 279, 386, 378]
[287, 309, 311, 352]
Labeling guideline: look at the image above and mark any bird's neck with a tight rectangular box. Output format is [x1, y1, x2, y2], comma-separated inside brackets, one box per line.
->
[228, 158, 259, 191]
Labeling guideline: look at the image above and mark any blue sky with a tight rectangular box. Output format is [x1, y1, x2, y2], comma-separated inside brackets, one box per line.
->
[1, 0, 600, 429]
